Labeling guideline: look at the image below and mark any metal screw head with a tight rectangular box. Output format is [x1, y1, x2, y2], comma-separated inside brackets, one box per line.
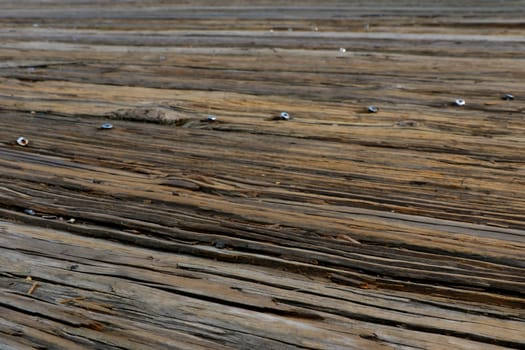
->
[280, 112, 290, 120]
[502, 94, 514, 101]
[100, 123, 113, 129]
[367, 106, 379, 113]
[339, 47, 346, 54]
[454, 99, 466, 106]
[16, 137, 29, 146]
[207, 115, 217, 122]
[23, 209, 35, 216]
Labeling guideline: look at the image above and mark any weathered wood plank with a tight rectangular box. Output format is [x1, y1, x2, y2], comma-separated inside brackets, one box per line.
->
[0, 221, 521, 350]
[0, 0, 524, 349]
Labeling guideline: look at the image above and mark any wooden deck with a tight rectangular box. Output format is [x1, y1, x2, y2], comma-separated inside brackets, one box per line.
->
[0, 1, 524, 349]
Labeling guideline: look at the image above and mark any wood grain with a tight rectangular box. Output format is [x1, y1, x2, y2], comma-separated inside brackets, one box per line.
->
[0, 1, 524, 349]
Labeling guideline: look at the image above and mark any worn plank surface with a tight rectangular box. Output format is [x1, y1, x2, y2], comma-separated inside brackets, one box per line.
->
[0, 1, 524, 349]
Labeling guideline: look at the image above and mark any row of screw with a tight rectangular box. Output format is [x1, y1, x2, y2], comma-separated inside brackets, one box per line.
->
[15, 122, 115, 147]
[13, 95, 516, 147]
[368, 94, 514, 114]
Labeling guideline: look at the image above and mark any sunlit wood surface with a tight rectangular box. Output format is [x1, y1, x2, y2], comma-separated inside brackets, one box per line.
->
[0, 1, 524, 349]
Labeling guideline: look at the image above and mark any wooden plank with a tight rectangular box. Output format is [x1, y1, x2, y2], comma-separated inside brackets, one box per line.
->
[0, 1, 524, 349]
[0, 221, 521, 350]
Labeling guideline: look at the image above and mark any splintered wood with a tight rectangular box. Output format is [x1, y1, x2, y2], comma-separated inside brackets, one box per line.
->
[0, 1, 524, 349]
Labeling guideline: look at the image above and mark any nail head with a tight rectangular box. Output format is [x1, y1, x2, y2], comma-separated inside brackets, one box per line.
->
[16, 137, 29, 146]
[367, 106, 379, 113]
[280, 112, 290, 120]
[455, 99, 466, 106]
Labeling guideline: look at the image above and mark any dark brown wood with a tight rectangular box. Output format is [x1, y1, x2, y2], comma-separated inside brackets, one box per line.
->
[0, 1, 524, 349]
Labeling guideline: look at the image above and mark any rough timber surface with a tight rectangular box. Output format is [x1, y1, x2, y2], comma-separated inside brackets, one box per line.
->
[0, 1, 524, 349]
